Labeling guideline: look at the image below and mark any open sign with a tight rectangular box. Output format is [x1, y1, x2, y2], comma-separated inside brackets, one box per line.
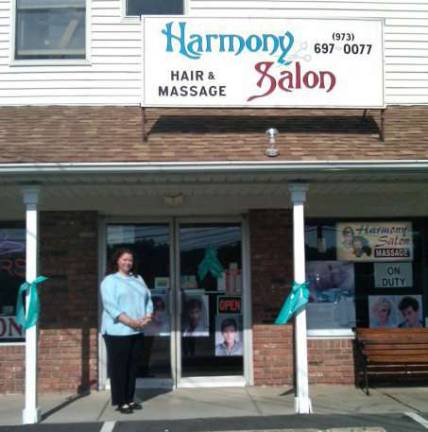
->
[217, 296, 241, 314]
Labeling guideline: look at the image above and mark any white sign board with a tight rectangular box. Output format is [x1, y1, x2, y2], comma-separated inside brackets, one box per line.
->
[0, 316, 24, 340]
[143, 17, 384, 108]
[374, 262, 413, 288]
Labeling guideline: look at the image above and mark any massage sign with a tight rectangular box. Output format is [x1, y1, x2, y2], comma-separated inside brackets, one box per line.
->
[142, 17, 384, 108]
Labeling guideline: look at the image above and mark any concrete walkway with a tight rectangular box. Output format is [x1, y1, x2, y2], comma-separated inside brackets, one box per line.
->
[0, 385, 427, 426]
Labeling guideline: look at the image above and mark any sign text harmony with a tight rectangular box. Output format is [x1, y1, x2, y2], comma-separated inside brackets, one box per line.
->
[143, 17, 384, 108]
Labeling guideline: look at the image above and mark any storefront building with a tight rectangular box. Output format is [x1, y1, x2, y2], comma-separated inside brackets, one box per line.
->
[0, 0, 427, 411]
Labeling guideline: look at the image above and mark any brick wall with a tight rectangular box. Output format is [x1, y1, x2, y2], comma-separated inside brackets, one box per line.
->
[38, 211, 98, 392]
[250, 209, 356, 386]
[308, 338, 355, 384]
[250, 209, 294, 385]
[0, 211, 99, 394]
[0, 345, 25, 393]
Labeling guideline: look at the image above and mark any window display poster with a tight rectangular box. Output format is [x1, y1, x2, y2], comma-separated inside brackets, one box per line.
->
[369, 295, 424, 328]
[182, 294, 209, 337]
[306, 261, 356, 329]
[336, 222, 413, 262]
[374, 262, 413, 288]
[144, 291, 170, 336]
[215, 314, 243, 357]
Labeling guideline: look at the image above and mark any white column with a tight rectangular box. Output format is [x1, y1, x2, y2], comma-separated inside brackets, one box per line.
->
[22, 186, 41, 424]
[289, 183, 312, 414]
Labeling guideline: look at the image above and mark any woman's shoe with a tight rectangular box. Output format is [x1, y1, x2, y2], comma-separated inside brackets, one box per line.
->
[117, 404, 133, 414]
[129, 401, 142, 410]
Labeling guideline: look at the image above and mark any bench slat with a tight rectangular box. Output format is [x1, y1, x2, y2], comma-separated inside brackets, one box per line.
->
[363, 344, 428, 350]
[367, 356, 428, 363]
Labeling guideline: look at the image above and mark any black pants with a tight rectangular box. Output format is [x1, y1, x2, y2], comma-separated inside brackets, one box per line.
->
[104, 334, 143, 406]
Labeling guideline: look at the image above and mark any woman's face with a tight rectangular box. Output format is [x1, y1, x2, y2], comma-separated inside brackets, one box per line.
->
[117, 252, 133, 274]
[377, 305, 390, 324]
[188, 306, 201, 325]
[353, 239, 363, 252]
[222, 325, 237, 347]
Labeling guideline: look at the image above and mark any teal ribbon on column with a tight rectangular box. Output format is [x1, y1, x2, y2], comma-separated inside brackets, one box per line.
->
[275, 281, 310, 325]
[197, 246, 224, 280]
[16, 276, 48, 330]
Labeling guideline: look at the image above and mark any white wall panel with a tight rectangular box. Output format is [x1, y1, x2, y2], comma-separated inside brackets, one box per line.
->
[0, 0, 426, 105]
[190, 1, 428, 104]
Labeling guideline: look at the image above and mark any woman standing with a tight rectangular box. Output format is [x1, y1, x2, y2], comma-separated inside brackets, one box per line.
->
[101, 248, 153, 414]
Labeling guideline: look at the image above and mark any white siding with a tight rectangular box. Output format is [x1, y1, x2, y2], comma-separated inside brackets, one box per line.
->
[189, 0, 428, 105]
[0, 0, 142, 105]
[0, 0, 426, 105]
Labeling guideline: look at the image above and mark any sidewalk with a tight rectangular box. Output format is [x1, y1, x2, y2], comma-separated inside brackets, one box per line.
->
[0, 385, 427, 426]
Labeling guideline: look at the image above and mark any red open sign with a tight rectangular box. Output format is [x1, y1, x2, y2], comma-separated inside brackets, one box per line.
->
[217, 296, 241, 314]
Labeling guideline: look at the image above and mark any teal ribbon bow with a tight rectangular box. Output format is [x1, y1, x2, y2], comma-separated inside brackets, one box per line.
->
[16, 276, 48, 330]
[197, 246, 224, 280]
[275, 281, 310, 325]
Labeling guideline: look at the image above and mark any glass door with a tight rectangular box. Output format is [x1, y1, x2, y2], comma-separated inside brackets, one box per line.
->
[106, 223, 173, 382]
[177, 223, 244, 379]
[104, 220, 245, 387]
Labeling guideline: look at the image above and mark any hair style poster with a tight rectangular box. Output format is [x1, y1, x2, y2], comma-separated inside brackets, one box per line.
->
[336, 222, 413, 262]
[369, 295, 424, 329]
[143, 291, 170, 336]
[182, 293, 209, 337]
[215, 314, 242, 357]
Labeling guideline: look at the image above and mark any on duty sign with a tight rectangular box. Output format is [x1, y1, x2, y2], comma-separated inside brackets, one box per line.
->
[374, 262, 413, 288]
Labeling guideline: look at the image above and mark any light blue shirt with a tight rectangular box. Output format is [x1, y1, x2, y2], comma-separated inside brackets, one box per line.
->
[101, 272, 153, 336]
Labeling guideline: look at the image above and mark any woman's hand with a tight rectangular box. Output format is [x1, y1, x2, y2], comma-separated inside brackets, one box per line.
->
[136, 314, 152, 329]
[117, 313, 152, 330]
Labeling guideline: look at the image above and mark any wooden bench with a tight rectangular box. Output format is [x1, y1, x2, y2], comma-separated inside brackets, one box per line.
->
[355, 328, 428, 395]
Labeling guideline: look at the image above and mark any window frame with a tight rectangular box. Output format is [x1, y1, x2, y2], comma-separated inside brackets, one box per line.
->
[121, 0, 187, 19]
[10, 0, 91, 66]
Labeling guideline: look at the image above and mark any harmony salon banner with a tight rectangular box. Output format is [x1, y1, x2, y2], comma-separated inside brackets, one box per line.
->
[336, 222, 413, 262]
[142, 17, 384, 108]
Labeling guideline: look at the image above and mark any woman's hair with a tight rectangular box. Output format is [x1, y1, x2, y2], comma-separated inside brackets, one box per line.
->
[372, 297, 392, 316]
[342, 226, 354, 237]
[107, 247, 138, 276]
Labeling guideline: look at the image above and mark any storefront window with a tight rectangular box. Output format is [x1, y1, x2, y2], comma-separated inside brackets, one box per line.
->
[126, 0, 184, 16]
[305, 220, 425, 334]
[15, 0, 86, 60]
[0, 225, 26, 342]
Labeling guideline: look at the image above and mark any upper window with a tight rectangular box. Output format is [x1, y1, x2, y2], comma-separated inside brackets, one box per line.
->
[126, 0, 184, 16]
[15, 0, 86, 60]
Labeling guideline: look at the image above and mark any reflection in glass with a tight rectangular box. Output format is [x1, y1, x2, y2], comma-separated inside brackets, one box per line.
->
[180, 224, 243, 377]
[106, 224, 171, 379]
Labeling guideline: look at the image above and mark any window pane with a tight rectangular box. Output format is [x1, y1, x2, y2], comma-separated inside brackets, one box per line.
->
[179, 224, 243, 377]
[16, 0, 85, 60]
[305, 220, 425, 332]
[0, 227, 25, 342]
[127, 0, 183, 16]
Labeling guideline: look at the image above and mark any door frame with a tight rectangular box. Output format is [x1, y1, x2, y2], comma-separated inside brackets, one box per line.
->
[98, 215, 253, 389]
